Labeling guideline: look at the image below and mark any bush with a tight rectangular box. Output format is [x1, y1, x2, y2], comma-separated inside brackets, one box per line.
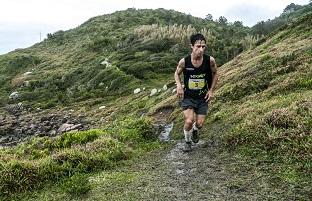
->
[62, 173, 91, 196]
[0, 133, 131, 197]
[5, 54, 40, 74]
[54, 129, 104, 148]
[88, 37, 112, 52]
[115, 117, 157, 143]
[265, 108, 297, 129]
[0, 160, 42, 196]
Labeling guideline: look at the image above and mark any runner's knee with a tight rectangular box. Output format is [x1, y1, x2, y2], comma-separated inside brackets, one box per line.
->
[196, 120, 204, 128]
[185, 119, 193, 128]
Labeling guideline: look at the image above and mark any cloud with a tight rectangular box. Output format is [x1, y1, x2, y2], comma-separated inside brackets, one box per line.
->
[0, 0, 310, 54]
[0, 23, 57, 54]
[224, 3, 277, 26]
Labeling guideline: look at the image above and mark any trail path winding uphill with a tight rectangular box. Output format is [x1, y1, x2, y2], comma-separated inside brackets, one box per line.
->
[84, 105, 301, 200]
[86, 137, 283, 201]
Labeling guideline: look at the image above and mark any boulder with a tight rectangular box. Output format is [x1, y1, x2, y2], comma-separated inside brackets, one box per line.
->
[23, 72, 32, 76]
[163, 84, 168, 91]
[58, 123, 82, 133]
[150, 88, 157, 96]
[134, 88, 141, 94]
[9, 92, 19, 100]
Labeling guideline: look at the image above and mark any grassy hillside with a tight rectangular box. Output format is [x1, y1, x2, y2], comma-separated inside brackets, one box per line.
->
[0, 6, 311, 200]
[0, 8, 252, 112]
[205, 11, 312, 197]
[252, 3, 312, 36]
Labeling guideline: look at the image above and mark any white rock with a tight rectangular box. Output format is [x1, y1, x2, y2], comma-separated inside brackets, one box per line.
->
[134, 88, 141, 94]
[143, 87, 146, 91]
[9, 92, 19, 100]
[158, 89, 161, 93]
[163, 84, 167, 91]
[101, 59, 112, 67]
[150, 88, 157, 96]
[23, 72, 32, 76]
[172, 88, 177, 93]
[99, 106, 106, 110]
[58, 123, 82, 133]
[23, 81, 30, 87]
[99, 82, 104, 86]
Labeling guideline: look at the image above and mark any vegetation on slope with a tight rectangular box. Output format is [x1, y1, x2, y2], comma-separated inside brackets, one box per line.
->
[0, 8, 255, 111]
[0, 3, 311, 200]
[0, 116, 162, 199]
[205, 11, 312, 198]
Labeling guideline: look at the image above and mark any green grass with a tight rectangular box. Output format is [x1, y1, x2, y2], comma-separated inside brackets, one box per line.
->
[204, 17, 312, 195]
[0, 117, 162, 200]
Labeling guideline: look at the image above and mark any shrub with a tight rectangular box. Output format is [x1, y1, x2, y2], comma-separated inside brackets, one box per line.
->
[54, 129, 104, 148]
[88, 37, 112, 52]
[62, 173, 91, 196]
[5, 54, 40, 74]
[0, 160, 42, 196]
[118, 118, 157, 142]
[265, 108, 297, 129]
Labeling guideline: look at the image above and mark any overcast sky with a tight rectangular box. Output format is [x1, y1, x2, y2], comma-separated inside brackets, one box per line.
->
[0, 0, 309, 55]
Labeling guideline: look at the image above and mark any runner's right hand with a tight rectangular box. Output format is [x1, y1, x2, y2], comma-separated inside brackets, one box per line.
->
[177, 86, 184, 98]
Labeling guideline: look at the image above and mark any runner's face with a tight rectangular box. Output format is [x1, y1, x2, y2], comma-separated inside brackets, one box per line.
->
[191, 40, 206, 57]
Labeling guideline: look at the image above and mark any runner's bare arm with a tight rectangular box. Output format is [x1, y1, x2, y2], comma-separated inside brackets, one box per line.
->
[209, 56, 218, 92]
[174, 58, 185, 98]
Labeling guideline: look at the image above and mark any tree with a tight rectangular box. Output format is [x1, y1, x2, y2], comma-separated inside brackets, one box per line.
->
[205, 14, 213, 21]
[233, 21, 243, 27]
[217, 16, 228, 25]
[283, 3, 301, 13]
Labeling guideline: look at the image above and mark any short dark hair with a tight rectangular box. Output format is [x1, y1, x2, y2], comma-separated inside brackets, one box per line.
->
[190, 33, 206, 46]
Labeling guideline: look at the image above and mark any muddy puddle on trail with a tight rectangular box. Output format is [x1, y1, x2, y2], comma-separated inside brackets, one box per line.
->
[151, 105, 175, 142]
[158, 122, 173, 142]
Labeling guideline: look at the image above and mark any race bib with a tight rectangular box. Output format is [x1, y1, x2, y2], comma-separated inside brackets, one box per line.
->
[188, 79, 205, 89]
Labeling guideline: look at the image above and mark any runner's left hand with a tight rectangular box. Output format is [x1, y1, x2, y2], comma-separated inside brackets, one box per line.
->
[205, 90, 213, 102]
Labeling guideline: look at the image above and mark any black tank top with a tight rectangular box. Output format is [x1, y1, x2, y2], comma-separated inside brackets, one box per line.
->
[183, 54, 212, 99]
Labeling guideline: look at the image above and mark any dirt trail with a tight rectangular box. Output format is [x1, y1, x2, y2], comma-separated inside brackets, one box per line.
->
[87, 137, 275, 201]
[86, 107, 279, 200]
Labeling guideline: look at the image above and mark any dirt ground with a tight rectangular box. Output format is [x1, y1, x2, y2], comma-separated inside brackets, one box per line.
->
[86, 136, 299, 201]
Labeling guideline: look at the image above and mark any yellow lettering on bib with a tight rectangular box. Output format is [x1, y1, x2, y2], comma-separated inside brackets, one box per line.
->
[188, 79, 205, 89]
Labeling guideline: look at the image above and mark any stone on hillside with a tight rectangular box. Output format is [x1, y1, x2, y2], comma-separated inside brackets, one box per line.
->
[143, 87, 146, 91]
[150, 88, 157, 96]
[9, 92, 19, 100]
[23, 81, 30, 87]
[158, 89, 161, 93]
[134, 88, 141, 94]
[101, 59, 112, 67]
[23, 72, 32, 76]
[163, 84, 167, 91]
[5, 103, 23, 115]
[172, 88, 177, 93]
[58, 123, 82, 133]
[99, 106, 106, 110]
[99, 82, 104, 87]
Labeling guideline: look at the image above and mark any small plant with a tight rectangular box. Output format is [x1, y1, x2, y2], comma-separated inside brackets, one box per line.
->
[54, 129, 104, 148]
[62, 173, 91, 196]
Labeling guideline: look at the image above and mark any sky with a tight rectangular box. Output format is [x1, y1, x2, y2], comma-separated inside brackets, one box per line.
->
[0, 0, 309, 55]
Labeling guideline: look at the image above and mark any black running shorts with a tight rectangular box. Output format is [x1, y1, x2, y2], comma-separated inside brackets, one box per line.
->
[180, 97, 208, 115]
